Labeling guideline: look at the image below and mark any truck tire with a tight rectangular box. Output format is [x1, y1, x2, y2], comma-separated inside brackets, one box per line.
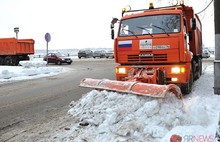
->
[193, 58, 202, 80]
[199, 58, 202, 76]
[0, 57, 4, 65]
[11, 56, 18, 66]
[4, 56, 13, 65]
[25, 56, 30, 60]
[192, 60, 197, 81]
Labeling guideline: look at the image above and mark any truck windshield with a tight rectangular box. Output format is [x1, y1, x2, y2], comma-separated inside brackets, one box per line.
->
[119, 14, 180, 37]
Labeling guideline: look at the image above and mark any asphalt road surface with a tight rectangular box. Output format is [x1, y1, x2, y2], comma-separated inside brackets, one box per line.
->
[0, 59, 117, 141]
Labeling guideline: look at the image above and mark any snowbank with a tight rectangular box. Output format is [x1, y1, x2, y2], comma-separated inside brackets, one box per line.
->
[0, 61, 63, 83]
[66, 65, 220, 142]
[68, 91, 183, 142]
[19, 60, 47, 68]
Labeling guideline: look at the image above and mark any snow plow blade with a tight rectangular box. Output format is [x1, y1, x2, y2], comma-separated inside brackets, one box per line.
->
[79, 78, 182, 99]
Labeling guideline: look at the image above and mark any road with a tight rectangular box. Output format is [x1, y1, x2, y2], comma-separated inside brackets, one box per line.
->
[0, 59, 117, 141]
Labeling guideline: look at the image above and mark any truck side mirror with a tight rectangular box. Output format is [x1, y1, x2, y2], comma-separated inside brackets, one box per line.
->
[111, 28, 114, 39]
[110, 18, 118, 40]
[191, 18, 196, 30]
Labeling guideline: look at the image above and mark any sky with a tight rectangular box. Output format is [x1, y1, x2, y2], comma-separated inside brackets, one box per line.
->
[0, 0, 214, 49]
[0, 59, 219, 141]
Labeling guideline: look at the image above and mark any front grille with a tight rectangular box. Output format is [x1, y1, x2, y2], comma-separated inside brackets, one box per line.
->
[128, 54, 167, 62]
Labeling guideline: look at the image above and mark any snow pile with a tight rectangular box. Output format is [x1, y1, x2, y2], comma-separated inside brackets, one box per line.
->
[67, 91, 182, 142]
[67, 90, 218, 142]
[162, 65, 220, 141]
[66, 65, 220, 142]
[0, 61, 63, 82]
[19, 61, 47, 68]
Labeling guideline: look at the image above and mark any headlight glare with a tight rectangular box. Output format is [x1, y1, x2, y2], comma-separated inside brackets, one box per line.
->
[118, 68, 126, 74]
[171, 67, 180, 74]
[171, 78, 178, 82]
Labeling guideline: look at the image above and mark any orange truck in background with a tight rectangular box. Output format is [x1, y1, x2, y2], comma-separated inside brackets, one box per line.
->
[0, 38, 34, 65]
[111, 2, 203, 94]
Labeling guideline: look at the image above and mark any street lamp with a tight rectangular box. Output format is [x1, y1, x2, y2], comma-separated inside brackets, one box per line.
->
[14, 27, 19, 39]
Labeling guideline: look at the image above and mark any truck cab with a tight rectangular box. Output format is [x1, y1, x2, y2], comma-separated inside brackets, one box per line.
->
[111, 3, 202, 94]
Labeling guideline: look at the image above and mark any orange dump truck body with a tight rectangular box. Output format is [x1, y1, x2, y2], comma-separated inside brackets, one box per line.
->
[0, 38, 35, 65]
[0, 38, 34, 55]
[114, 5, 202, 94]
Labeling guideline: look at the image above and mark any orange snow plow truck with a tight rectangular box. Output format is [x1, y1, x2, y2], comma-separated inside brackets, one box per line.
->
[0, 38, 34, 66]
[80, 2, 202, 99]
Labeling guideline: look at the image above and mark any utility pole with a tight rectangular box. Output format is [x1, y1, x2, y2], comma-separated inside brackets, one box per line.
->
[214, 0, 220, 94]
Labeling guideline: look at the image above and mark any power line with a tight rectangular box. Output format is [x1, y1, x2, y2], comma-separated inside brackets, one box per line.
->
[196, 0, 214, 14]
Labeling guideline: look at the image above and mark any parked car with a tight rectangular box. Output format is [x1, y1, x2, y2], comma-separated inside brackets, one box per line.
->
[78, 50, 93, 59]
[202, 49, 211, 58]
[43, 52, 72, 65]
[105, 50, 114, 58]
[93, 50, 106, 58]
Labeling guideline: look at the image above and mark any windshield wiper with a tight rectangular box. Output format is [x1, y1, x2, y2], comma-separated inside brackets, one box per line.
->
[122, 29, 138, 38]
[136, 26, 153, 37]
[150, 24, 170, 36]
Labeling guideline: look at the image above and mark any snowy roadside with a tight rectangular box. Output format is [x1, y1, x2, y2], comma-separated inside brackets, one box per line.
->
[0, 56, 113, 84]
[27, 64, 219, 142]
[0, 61, 65, 85]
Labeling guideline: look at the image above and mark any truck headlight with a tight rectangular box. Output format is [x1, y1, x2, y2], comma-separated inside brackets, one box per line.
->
[116, 68, 126, 74]
[171, 67, 185, 74]
[171, 67, 180, 74]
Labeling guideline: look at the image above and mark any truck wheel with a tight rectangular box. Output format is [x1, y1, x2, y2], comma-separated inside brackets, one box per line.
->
[25, 56, 30, 60]
[193, 58, 202, 80]
[11, 57, 18, 66]
[192, 60, 197, 81]
[0, 57, 4, 65]
[4, 56, 12, 65]
[199, 58, 202, 76]
[11, 58, 16, 66]
[182, 72, 193, 94]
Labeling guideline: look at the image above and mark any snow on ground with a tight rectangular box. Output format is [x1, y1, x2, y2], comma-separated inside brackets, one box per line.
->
[62, 64, 219, 142]
[0, 61, 63, 84]
[0, 59, 219, 142]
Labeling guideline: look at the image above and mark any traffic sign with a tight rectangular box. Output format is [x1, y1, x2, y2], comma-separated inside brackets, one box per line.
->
[45, 33, 51, 42]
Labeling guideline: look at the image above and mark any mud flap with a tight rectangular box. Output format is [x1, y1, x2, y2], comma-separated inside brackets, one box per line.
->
[79, 78, 182, 99]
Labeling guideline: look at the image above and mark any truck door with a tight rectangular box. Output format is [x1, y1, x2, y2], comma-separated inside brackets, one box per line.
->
[183, 19, 190, 51]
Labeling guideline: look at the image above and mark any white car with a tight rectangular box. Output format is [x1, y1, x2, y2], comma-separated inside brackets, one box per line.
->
[93, 50, 106, 58]
[105, 50, 114, 58]
[202, 50, 210, 58]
